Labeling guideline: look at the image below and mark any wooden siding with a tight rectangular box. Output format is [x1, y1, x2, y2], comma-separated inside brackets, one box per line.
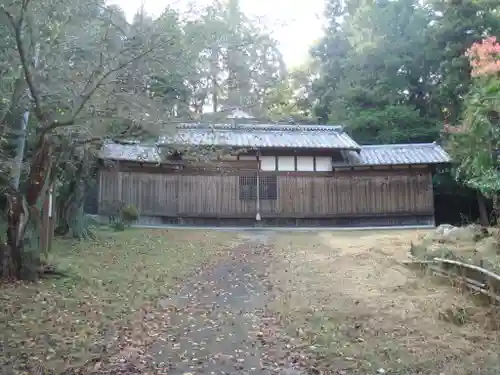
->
[98, 169, 434, 218]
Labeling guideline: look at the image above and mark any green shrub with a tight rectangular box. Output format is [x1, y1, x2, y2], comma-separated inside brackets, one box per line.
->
[121, 204, 140, 225]
[110, 221, 126, 232]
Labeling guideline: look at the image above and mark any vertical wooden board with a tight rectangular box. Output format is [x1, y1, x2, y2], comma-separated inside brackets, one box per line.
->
[336, 177, 344, 214]
[403, 174, 411, 211]
[177, 175, 185, 213]
[121, 173, 130, 205]
[418, 173, 426, 212]
[205, 175, 219, 213]
[132, 174, 140, 212]
[371, 176, 379, 213]
[398, 175, 406, 211]
[297, 176, 306, 214]
[328, 177, 337, 214]
[313, 177, 324, 214]
[167, 175, 179, 214]
[406, 174, 413, 211]
[151, 175, 160, 214]
[385, 175, 393, 212]
[362, 177, 370, 213]
[377, 176, 386, 213]
[369, 176, 377, 213]
[356, 177, 364, 213]
[277, 176, 288, 213]
[418, 173, 427, 211]
[188, 176, 197, 213]
[307, 176, 315, 214]
[409, 174, 417, 212]
[425, 172, 434, 211]
[347, 177, 356, 213]
[98, 170, 104, 210]
[291, 176, 299, 214]
[294, 176, 302, 214]
[395, 175, 403, 212]
[220, 175, 229, 213]
[336, 177, 346, 213]
[157, 174, 167, 213]
[280, 175, 289, 213]
[139, 176, 148, 214]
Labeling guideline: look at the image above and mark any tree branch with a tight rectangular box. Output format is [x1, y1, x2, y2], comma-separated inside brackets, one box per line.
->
[1, 1, 44, 121]
[47, 46, 156, 130]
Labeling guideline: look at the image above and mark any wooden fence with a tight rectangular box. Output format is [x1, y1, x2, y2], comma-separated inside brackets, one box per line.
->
[98, 169, 434, 218]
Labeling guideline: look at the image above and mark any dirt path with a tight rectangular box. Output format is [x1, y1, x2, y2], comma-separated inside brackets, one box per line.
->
[150, 232, 300, 375]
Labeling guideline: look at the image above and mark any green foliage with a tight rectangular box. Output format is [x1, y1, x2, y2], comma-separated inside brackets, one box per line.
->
[447, 75, 500, 198]
[121, 204, 140, 225]
[310, 0, 500, 144]
[110, 221, 126, 232]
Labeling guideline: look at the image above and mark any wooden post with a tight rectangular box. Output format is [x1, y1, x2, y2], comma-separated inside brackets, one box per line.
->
[47, 184, 54, 252]
[256, 151, 261, 221]
[40, 186, 50, 255]
[117, 161, 123, 201]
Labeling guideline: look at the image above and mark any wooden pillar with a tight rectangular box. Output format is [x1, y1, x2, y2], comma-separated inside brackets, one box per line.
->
[117, 161, 123, 202]
[256, 152, 261, 221]
[47, 184, 55, 252]
[40, 186, 51, 255]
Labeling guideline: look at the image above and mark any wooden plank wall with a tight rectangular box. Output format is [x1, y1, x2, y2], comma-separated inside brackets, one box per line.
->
[98, 169, 434, 217]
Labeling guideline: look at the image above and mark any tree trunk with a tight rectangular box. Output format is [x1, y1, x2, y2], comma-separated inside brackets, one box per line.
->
[55, 151, 95, 240]
[477, 190, 490, 226]
[1, 134, 53, 280]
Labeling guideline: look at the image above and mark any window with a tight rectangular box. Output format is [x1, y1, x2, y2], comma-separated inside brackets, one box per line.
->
[239, 175, 277, 201]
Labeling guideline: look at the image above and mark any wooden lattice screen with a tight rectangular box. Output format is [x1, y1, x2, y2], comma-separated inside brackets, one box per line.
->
[239, 175, 277, 201]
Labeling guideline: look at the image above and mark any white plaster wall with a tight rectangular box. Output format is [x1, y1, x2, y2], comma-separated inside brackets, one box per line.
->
[278, 156, 295, 171]
[315, 156, 332, 171]
[297, 156, 314, 171]
[260, 156, 276, 171]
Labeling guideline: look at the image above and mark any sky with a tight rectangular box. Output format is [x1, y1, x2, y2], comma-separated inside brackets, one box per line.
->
[107, 0, 326, 68]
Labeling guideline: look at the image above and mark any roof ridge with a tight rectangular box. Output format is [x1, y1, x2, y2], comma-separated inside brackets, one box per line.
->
[361, 143, 439, 149]
[176, 123, 345, 132]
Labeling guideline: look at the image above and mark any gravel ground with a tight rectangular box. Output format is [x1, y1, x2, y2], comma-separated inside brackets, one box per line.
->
[149, 232, 302, 375]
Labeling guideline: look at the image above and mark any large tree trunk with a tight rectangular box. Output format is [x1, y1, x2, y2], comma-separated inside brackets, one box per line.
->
[1, 134, 53, 280]
[55, 150, 95, 239]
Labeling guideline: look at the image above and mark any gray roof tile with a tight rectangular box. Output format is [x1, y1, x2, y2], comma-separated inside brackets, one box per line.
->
[343, 143, 450, 166]
[159, 123, 361, 150]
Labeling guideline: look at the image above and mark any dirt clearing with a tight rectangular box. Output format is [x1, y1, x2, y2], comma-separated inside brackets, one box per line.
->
[268, 230, 500, 374]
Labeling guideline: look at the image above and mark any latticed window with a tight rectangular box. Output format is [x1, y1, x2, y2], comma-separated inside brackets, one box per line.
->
[239, 175, 277, 201]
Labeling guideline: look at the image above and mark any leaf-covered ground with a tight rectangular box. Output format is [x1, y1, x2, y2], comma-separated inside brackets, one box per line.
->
[267, 230, 500, 375]
[0, 228, 238, 374]
[5, 228, 500, 375]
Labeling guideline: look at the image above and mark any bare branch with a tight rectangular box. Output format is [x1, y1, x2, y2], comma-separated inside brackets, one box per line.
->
[1, 1, 44, 121]
[48, 45, 156, 130]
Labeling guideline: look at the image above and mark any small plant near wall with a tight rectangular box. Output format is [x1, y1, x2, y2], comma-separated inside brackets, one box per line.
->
[102, 200, 140, 231]
[121, 204, 140, 226]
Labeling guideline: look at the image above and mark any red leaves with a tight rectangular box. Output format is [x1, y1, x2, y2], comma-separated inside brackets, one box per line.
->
[441, 123, 464, 134]
[466, 36, 500, 77]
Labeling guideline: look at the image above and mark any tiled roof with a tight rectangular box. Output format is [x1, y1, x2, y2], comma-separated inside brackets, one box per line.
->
[159, 123, 361, 150]
[342, 143, 451, 166]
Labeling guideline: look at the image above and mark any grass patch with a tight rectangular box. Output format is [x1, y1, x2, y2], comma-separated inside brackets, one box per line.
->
[0, 228, 237, 374]
[268, 230, 500, 375]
